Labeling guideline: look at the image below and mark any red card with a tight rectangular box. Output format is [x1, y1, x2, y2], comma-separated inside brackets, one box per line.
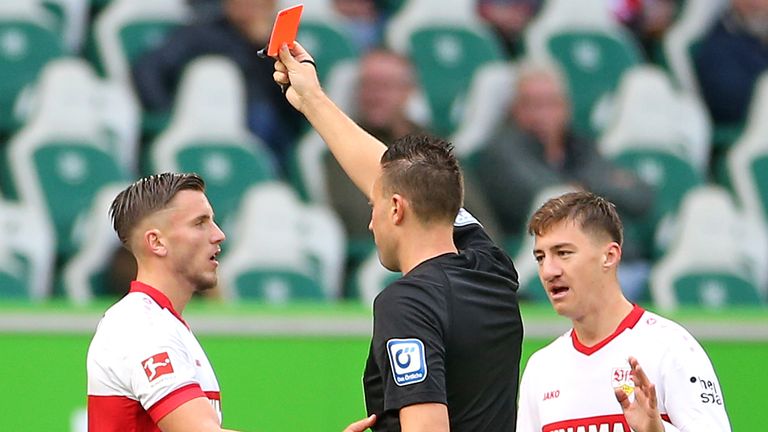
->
[266, 4, 304, 57]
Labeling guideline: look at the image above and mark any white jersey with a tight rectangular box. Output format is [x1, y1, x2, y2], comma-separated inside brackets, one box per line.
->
[87, 281, 221, 431]
[517, 306, 731, 432]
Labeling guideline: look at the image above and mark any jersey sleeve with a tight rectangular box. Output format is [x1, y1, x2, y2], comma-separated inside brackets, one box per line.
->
[371, 280, 448, 412]
[125, 325, 205, 423]
[452, 208, 496, 251]
[516, 352, 542, 432]
[658, 330, 731, 431]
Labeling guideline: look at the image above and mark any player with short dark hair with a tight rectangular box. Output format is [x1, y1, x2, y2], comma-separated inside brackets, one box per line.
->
[273, 42, 523, 431]
[87, 172, 234, 431]
[519, 191, 731, 432]
[87, 172, 375, 432]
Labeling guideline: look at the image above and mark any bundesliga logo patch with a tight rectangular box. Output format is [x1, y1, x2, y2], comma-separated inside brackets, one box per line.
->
[142, 352, 175, 382]
[387, 338, 427, 386]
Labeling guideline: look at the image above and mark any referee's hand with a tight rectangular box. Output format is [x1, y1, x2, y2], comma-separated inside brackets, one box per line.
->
[274, 41, 321, 113]
[343, 414, 376, 432]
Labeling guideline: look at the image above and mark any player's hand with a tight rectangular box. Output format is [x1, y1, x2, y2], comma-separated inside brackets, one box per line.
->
[614, 356, 664, 432]
[342, 414, 376, 432]
[273, 41, 321, 112]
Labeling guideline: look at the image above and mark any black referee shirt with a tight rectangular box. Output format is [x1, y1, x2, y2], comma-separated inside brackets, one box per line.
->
[363, 209, 523, 431]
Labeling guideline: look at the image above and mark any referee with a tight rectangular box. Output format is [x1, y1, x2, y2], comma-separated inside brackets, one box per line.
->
[273, 43, 523, 431]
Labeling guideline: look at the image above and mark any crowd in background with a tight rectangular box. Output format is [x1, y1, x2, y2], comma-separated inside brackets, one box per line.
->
[0, 0, 767, 307]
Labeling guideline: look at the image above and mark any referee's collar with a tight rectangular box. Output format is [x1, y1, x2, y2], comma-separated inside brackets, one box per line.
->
[130, 281, 190, 329]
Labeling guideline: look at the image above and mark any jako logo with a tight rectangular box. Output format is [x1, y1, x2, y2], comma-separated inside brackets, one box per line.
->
[543, 390, 560, 401]
[387, 338, 427, 386]
[142, 352, 174, 382]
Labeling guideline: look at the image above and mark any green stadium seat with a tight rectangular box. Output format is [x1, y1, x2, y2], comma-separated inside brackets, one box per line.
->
[149, 56, 277, 231]
[0, 199, 55, 300]
[407, 25, 503, 136]
[298, 20, 359, 84]
[354, 248, 400, 307]
[728, 72, 768, 226]
[524, 0, 642, 138]
[662, 0, 728, 94]
[93, 0, 190, 82]
[0, 4, 63, 134]
[41, 0, 89, 52]
[450, 61, 515, 162]
[220, 182, 347, 303]
[62, 183, 128, 304]
[385, 0, 504, 136]
[599, 66, 711, 258]
[7, 58, 129, 260]
[651, 186, 768, 310]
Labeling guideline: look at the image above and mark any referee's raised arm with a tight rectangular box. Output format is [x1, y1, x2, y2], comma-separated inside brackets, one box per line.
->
[273, 42, 386, 200]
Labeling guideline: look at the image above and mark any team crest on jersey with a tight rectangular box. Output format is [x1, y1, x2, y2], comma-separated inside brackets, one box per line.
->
[612, 367, 634, 397]
[142, 352, 175, 382]
[387, 338, 427, 386]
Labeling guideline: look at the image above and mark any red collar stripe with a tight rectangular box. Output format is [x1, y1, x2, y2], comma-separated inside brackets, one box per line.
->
[571, 305, 645, 355]
[129, 281, 190, 329]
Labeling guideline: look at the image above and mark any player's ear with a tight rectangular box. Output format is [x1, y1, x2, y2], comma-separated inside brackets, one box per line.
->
[602, 242, 621, 269]
[145, 229, 168, 257]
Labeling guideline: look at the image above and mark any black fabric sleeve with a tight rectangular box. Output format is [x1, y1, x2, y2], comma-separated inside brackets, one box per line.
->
[371, 278, 448, 412]
[453, 208, 496, 251]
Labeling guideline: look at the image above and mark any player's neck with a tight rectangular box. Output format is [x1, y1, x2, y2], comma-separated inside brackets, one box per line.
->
[572, 293, 634, 347]
[399, 223, 458, 275]
[135, 268, 194, 315]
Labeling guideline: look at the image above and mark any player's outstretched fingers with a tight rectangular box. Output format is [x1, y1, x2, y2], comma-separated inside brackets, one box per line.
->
[343, 414, 376, 432]
[614, 387, 631, 409]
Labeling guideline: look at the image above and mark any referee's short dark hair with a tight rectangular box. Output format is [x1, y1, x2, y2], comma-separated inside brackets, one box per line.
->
[528, 191, 623, 245]
[380, 133, 463, 224]
[110, 172, 205, 251]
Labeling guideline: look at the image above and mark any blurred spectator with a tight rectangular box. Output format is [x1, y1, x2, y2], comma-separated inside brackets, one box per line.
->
[612, 0, 680, 61]
[469, 60, 654, 297]
[332, 0, 385, 52]
[132, 0, 306, 175]
[694, 0, 768, 126]
[323, 50, 500, 285]
[324, 50, 422, 245]
[477, 0, 542, 57]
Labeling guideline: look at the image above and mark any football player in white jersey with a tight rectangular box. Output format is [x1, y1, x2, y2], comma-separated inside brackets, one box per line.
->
[519, 191, 731, 432]
[87, 173, 376, 432]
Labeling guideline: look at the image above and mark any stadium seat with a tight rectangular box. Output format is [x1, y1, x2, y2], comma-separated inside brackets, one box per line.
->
[511, 184, 577, 302]
[41, 0, 89, 52]
[662, 0, 728, 94]
[727, 72, 768, 226]
[93, 0, 190, 83]
[6, 57, 129, 259]
[149, 56, 277, 232]
[0, 2, 63, 134]
[14, 57, 141, 175]
[651, 186, 768, 310]
[450, 60, 515, 161]
[354, 247, 400, 307]
[297, 20, 359, 84]
[61, 183, 127, 304]
[219, 182, 346, 303]
[662, 0, 738, 157]
[0, 198, 55, 300]
[524, 0, 642, 138]
[385, 0, 504, 136]
[599, 65, 710, 257]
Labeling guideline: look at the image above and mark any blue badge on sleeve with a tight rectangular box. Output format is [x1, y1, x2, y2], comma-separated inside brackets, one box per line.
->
[386, 338, 427, 386]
